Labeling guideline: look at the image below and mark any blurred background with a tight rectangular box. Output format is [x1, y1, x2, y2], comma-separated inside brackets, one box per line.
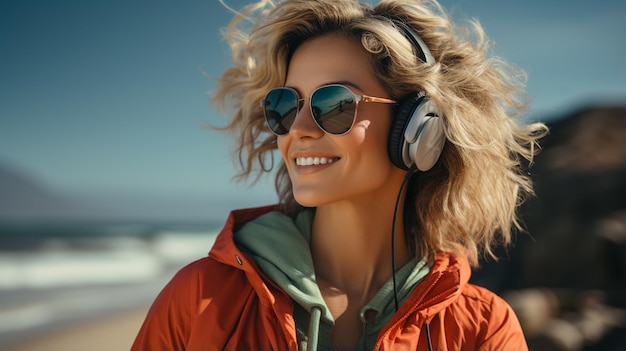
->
[0, 0, 624, 350]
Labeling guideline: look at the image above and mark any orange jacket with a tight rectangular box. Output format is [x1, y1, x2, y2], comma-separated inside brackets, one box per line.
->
[132, 206, 527, 350]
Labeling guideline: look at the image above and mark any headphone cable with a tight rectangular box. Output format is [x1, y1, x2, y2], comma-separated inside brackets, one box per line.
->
[391, 164, 417, 311]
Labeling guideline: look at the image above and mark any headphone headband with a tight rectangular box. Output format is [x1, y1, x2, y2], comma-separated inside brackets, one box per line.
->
[390, 19, 435, 65]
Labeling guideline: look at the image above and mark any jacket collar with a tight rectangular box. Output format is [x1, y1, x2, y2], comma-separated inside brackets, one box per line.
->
[209, 205, 279, 271]
[394, 252, 470, 324]
[209, 206, 470, 322]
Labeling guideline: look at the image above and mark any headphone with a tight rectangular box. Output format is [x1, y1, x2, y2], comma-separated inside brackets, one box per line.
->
[387, 20, 446, 172]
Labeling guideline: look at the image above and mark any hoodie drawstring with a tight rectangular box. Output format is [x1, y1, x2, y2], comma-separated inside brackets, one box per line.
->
[425, 323, 433, 351]
[306, 306, 322, 351]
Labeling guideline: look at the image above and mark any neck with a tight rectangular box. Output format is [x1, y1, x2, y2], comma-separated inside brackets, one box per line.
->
[310, 187, 411, 299]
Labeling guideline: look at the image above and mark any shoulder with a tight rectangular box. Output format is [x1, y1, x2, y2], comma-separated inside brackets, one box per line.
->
[459, 283, 512, 311]
[131, 256, 255, 350]
[447, 283, 527, 349]
[171, 255, 226, 283]
[140, 257, 238, 317]
[160, 255, 251, 305]
[147, 255, 257, 324]
[454, 283, 520, 327]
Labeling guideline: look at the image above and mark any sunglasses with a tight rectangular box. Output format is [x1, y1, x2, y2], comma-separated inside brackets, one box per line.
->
[261, 84, 397, 135]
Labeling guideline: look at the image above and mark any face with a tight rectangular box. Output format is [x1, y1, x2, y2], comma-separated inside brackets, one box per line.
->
[277, 34, 406, 207]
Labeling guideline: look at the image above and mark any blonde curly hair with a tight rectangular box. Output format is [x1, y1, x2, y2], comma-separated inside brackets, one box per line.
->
[211, 0, 548, 267]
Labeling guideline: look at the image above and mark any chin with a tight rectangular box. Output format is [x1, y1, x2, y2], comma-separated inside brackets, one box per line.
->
[293, 195, 323, 208]
[292, 189, 334, 208]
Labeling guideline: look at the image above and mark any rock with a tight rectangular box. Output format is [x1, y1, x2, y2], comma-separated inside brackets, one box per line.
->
[472, 104, 626, 350]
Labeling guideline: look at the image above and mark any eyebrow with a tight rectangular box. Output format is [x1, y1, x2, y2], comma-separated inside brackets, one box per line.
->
[285, 80, 365, 95]
[327, 80, 364, 91]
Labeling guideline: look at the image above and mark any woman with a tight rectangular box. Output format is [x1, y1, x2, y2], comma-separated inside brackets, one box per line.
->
[132, 0, 547, 350]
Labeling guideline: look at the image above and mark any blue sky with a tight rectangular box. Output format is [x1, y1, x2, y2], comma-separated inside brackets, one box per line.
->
[1, 0, 624, 221]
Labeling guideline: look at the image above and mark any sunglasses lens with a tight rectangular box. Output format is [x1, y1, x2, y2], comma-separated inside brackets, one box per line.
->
[311, 85, 357, 135]
[263, 88, 298, 135]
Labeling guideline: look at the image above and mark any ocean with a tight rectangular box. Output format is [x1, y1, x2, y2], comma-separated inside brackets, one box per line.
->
[0, 220, 220, 348]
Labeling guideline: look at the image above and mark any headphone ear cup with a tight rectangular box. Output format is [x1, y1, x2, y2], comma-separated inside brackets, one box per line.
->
[388, 92, 425, 170]
[388, 93, 445, 171]
[410, 112, 445, 171]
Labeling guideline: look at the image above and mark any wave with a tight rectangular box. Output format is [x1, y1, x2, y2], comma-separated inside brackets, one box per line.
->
[0, 226, 218, 290]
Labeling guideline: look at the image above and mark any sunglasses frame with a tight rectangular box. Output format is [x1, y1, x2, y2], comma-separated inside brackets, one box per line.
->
[261, 84, 397, 136]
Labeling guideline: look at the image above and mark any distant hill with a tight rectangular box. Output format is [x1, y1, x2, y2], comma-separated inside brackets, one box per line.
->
[0, 161, 245, 224]
[0, 162, 90, 220]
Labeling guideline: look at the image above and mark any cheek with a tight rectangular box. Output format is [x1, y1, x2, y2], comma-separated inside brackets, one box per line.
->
[349, 120, 391, 162]
[277, 137, 290, 161]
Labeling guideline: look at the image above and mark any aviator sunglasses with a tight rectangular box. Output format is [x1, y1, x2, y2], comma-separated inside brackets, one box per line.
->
[261, 84, 397, 135]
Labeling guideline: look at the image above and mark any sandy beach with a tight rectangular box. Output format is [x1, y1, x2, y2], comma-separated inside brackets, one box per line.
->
[6, 307, 148, 351]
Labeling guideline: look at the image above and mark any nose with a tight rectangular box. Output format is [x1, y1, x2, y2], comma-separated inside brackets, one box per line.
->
[288, 99, 324, 138]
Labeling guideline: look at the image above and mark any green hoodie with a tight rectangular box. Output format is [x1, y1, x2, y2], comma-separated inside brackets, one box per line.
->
[234, 209, 430, 350]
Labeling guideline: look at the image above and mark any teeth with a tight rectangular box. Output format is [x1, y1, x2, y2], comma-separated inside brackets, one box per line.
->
[295, 157, 336, 166]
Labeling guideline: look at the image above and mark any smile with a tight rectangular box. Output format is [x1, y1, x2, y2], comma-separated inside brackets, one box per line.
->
[295, 156, 339, 166]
